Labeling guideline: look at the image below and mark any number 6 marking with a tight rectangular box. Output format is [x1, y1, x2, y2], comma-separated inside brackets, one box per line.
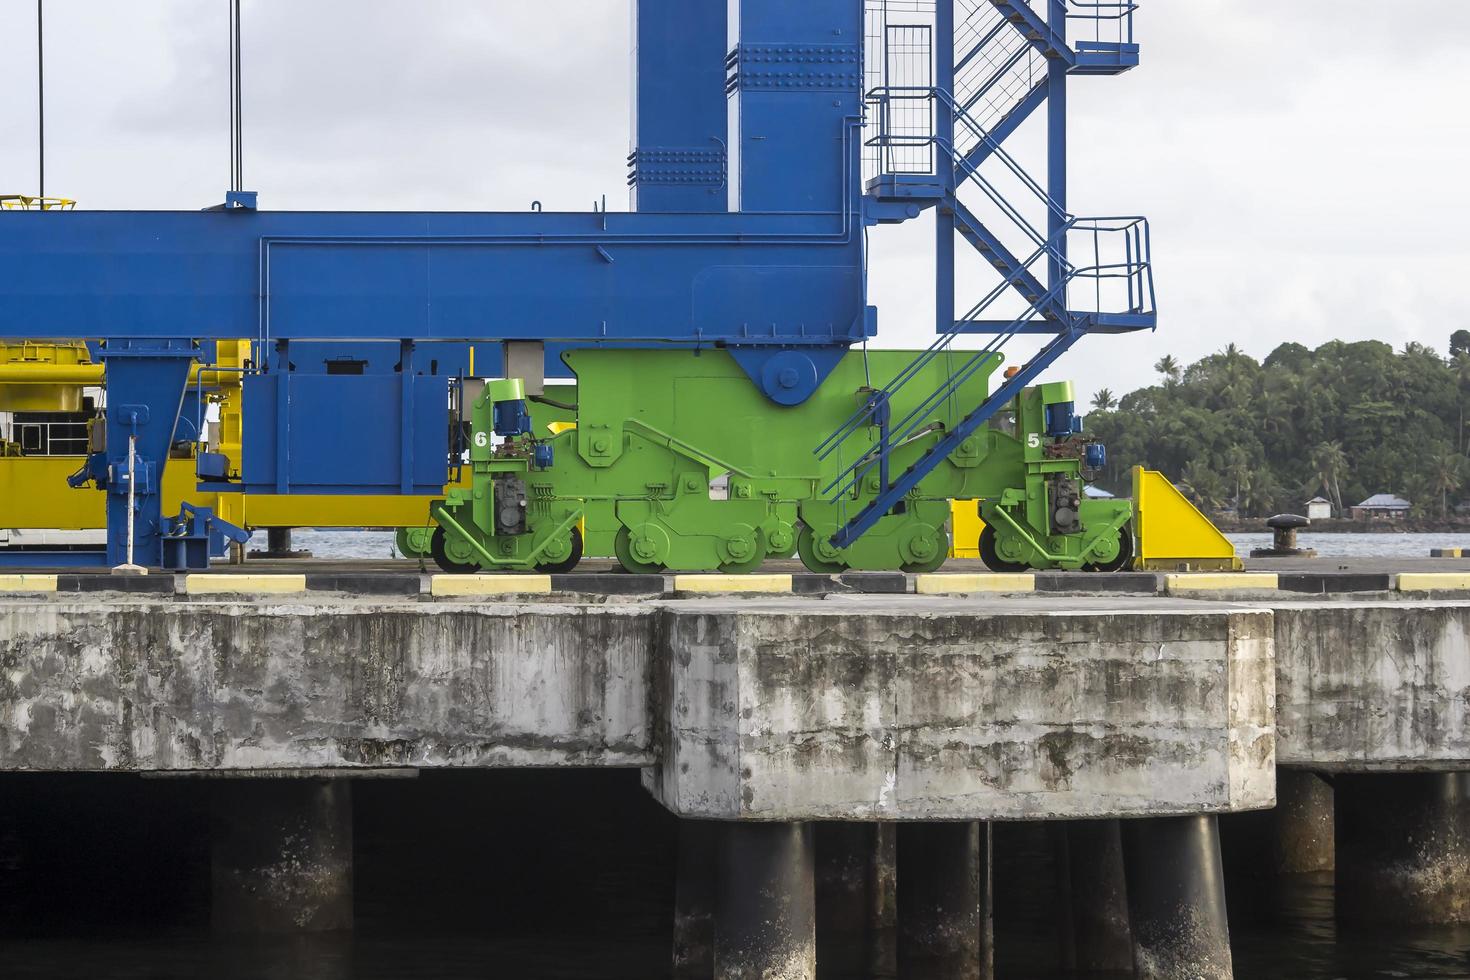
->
[474, 431, 489, 448]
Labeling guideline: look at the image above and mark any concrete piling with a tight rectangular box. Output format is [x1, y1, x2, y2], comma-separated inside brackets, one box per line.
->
[1272, 769, 1334, 874]
[815, 822, 897, 978]
[1336, 772, 1470, 925]
[714, 822, 815, 980]
[897, 821, 990, 980]
[1121, 815, 1233, 980]
[673, 819, 718, 978]
[1055, 819, 1133, 973]
[210, 778, 353, 933]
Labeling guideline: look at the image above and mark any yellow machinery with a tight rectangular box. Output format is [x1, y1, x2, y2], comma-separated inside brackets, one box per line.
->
[950, 495, 986, 560]
[0, 340, 467, 543]
[949, 466, 1241, 570]
[1129, 466, 1243, 571]
[0, 341, 92, 412]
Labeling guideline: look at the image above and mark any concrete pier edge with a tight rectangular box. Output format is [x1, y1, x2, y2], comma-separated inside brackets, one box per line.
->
[5, 567, 1466, 599]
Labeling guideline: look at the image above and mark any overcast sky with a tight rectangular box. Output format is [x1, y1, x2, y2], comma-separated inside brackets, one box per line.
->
[2, 1, 1467, 402]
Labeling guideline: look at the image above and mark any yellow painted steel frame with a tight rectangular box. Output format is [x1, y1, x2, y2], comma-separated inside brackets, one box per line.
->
[0, 457, 464, 533]
[949, 499, 986, 559]
[1131, 466, 1243, 571]
[0, 339, 468, 533]
[0, 195, 75, 210]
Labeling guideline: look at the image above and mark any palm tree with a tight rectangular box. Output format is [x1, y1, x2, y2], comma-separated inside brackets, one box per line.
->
[1242, 468, 1275, 517]
[1224, 446, 1251, 515]
[1180, 460, 1226, 514]
[1091, 388, 1117, 411]
[1310, 441, 1348, 514]
[1154, 354, 1181, 387]
[1430, 450, 1468, 517]
[1454, 351, 1470, 453]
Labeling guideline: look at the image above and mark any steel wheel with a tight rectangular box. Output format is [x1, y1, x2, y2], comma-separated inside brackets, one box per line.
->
[535, 526, 584, 574]
[717, 528, 767, 574]
[614, 526, 666, 574]
[1085, 525, 1134, 573]
[796, 523, 847, 574]
[899, 524, 949, 573]
[978, 524, 1028, 573]
[431, 526, 480, 574]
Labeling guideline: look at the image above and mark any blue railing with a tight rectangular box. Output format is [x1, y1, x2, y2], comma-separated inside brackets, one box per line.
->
[815, 213, 1150, 504]
[1066, 2, 1137, 46]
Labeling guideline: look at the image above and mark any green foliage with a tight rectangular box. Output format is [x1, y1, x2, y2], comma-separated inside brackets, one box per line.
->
[1086, 337, 1470, 518]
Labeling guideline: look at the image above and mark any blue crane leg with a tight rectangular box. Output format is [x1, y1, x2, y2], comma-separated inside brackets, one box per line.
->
[96, 340, 197, 568]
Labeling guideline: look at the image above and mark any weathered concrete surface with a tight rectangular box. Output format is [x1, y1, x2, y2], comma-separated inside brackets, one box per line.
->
[1272, 769, 1334, 873]
[1274, 601, 1470, 771]
[644, 598, 1276, 820]
[0, 594, 1277, 822]
[0, 598, 652, 770]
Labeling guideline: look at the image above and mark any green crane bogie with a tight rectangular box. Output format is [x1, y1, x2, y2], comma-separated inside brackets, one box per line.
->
[425, 348, 1132, 574]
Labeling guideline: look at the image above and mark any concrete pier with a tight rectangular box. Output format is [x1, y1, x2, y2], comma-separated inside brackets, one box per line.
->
[11, 578, 1470, 970]
[210, 777, 353, 933]
[714, 822, 815, 980]
[1272, 769, 1334, 874]
[1336, 772, 1470, 925]
[1056, 819, 1133, 973]
[1121, 815, 1233, 980]
[896, 821, 989, 979]
[815, 821, 896, 977]
[645, 599, 1275, 821]
[1274, 602, 1470, 770]
[0, 596, 1276, 825]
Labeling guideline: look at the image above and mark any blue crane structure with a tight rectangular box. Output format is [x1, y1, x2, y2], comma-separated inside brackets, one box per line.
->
[0, 0, 1154, 569]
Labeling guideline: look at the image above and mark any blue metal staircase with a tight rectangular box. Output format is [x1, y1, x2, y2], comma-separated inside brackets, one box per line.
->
[828, 0, 1155, 548]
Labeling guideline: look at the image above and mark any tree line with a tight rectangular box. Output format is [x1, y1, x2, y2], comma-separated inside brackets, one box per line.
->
[1083, 332, 1470, 519]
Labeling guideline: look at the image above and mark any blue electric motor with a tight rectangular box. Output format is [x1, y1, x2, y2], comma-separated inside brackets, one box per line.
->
[493, 399, 533, 438]
[1045, 401, 1084, 438]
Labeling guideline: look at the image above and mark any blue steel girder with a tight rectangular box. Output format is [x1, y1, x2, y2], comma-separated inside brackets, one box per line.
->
[2, 210, 863, 343]
[1, 208, 869, 403]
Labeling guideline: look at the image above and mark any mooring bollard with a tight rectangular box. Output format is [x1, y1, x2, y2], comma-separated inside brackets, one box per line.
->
[1250, 513, 1316, 558]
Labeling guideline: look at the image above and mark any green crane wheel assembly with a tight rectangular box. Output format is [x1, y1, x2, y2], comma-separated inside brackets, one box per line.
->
[426, 348, 1132, 575]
